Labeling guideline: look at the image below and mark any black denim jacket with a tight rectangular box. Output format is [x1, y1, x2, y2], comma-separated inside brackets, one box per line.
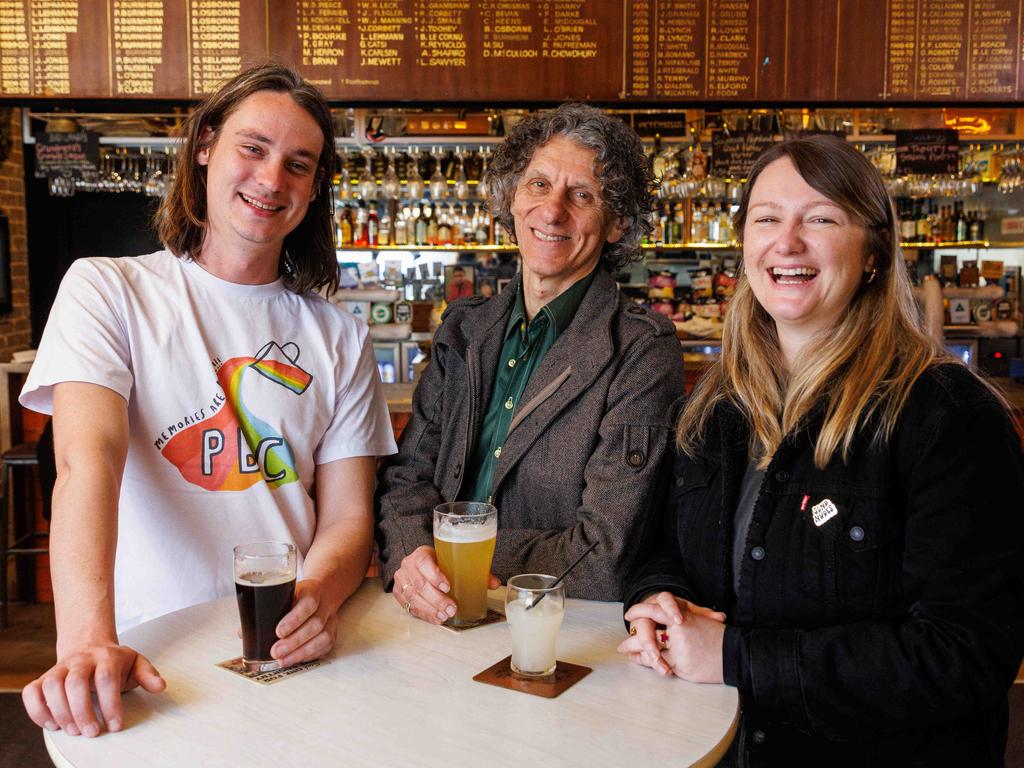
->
[626, 364, 1024, 766]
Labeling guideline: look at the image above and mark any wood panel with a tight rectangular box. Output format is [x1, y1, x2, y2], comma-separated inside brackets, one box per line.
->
[2, 0, 1024, 102]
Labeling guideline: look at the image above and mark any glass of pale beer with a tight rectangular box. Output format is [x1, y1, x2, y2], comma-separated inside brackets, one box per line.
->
[432, 502, 498, 626]
[505, 574, 565, 678]
[233, 541, 297, 672]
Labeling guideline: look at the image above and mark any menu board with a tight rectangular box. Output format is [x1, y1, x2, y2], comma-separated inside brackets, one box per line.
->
[1, 0, 1024, 102]
[894, 129, 960, 174]
[709, 131, 775, 179]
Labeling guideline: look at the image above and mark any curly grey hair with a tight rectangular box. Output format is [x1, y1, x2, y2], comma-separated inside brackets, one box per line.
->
[486, 103, 655, 271]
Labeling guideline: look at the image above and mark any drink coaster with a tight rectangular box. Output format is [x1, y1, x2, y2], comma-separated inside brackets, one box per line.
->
[216, 656, 326, 686]
[473, 655, 592, 698]
[440, 608, 505, 633]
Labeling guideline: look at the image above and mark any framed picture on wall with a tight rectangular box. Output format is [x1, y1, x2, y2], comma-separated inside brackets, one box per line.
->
[444, 264, 475, 303]
[477, 276, 497, 299]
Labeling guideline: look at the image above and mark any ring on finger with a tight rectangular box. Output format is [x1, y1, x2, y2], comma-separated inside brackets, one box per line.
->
[657, 631, 669, 650]
[403, 601, 412, 614]
[628, 625, 638, 636]
[401, 582, 413, 595]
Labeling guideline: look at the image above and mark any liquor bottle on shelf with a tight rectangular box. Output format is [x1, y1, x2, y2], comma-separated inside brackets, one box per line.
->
[394, 206, 409, 246]
[415, 204, 428, 245]
[478, 205, 491, 244]
[707, 203, 721, 242]
[379, 206, 392, 247]
[954, 202, 967, 242]
[367, 203, 380, 246]
[916, 201, 930, 242]
[969, 208, 985, 240]
[354, 202, 369, 247]
[718, 203, 734, 243]
[426, 204, 439, 245]
[673, 202, 685, 244]
[437, 206, 452, 245]
[899, 201, 916, 242]
[337, 203, 353, 247]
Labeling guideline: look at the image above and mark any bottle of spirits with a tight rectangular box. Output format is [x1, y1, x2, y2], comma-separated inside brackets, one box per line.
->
[354, 202, 368, 247]
[338, 203, 353, 248]
[367, 203, 379, 247]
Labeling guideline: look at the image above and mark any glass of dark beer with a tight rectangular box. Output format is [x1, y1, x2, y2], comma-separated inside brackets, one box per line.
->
[233, 541, 297, 672]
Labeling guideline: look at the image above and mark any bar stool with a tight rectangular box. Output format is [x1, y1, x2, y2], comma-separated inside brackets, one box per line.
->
[1, 441, 47, 627]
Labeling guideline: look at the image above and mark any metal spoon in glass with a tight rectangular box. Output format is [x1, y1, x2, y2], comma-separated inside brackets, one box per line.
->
[524, 541, 598, 611]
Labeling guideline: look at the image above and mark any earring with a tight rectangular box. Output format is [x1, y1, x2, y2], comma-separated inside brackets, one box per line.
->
[865, 268, 878, 285]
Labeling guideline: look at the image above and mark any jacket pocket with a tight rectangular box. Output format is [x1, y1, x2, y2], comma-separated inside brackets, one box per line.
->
[834, 498, 902, 619]
[790, 493, 901, 623]
[671, 457, 721, 595]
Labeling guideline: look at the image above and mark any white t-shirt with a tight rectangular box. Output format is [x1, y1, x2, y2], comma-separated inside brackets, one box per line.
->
[21, 250, 397, 631]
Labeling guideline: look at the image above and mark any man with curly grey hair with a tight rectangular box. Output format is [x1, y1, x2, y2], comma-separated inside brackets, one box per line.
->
[376, 104, 684, 623]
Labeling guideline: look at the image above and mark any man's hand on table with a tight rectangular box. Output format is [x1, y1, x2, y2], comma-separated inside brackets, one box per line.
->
[270, 578, 339, 667]
[22, 643, 165, 737]
[392, 545, 499, 624]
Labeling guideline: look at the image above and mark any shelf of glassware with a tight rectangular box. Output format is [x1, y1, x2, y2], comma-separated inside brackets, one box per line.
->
[901, 240, 990, 248]
[337, 244, 518, 253]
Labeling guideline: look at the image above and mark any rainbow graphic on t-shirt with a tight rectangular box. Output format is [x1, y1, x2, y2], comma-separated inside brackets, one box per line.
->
[160, 341, 313, 491]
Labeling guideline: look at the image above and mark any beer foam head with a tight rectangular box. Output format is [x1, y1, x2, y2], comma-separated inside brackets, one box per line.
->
[235, 570, 295, 587]
[434, 518, 497, 542]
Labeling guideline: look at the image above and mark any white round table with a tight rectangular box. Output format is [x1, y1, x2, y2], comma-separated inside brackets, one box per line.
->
[45, 579, 739, 767]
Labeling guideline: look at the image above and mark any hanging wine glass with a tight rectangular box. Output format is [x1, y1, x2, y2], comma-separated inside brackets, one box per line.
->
[453, 147, 470, 200]
[381, 148, 402, 200]
[358, 148, 377, 200]
[476, 147, 492, 200]
[406, 147, 425, 200]
[338, 148, 353, 200]
[658, 147, 681, 199]
[429, 146, 448, 199]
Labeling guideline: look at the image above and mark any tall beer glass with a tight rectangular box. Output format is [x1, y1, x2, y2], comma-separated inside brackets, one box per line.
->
[433, 502, 497, 626]
[234, 541, 297, 672]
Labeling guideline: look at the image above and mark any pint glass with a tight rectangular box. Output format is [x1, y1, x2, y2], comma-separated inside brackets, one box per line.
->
[233, 541, 297, 672]
[433, 502, 497, 626]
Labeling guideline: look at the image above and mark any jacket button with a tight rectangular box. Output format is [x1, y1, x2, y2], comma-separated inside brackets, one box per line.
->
[750, 546, 765, 561]
[627, 450, 645, 467]
[774, 470, 789, 482]
[752, 729, 766, 745]
[627, 305, 645, 314]
[849, 526, 865, 542]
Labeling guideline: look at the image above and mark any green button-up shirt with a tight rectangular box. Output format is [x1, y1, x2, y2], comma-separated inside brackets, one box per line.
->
[461, 270, 596, 504]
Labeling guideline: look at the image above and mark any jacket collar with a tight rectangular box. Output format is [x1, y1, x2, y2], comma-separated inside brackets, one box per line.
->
[491, 268, 620, 492]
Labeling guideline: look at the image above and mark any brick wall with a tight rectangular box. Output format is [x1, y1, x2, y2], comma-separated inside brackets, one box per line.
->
[0, 108, 31, 361]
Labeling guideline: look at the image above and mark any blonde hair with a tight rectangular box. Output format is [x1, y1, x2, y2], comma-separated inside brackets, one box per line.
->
[677, 136, 950, 469]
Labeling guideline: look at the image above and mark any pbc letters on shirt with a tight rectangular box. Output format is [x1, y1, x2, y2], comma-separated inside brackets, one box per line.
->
[152, 340, 313, 491]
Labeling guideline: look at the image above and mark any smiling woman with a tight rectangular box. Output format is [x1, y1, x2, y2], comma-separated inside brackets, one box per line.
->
[622, 135, 1024, 766]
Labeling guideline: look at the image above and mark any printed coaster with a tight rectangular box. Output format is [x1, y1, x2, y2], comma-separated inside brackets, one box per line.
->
[216, 656, 325, 686]
[440, 608, 506, 633]
[473, 655, 592, 699]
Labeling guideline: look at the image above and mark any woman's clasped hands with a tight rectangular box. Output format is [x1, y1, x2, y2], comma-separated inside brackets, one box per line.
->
[618, 592, 727, 683]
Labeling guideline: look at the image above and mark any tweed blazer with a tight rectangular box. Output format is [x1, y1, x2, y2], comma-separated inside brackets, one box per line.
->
[375, 268, 685, 600]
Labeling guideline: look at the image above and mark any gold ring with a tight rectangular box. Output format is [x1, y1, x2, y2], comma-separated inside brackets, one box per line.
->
[401, 583, 412, 594]
[628, 625, 638, 636]
[403, 601, 412, 614]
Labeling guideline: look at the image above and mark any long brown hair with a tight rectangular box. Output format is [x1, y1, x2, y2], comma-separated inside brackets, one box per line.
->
[155, 63, 338, 294]
[677, 136, 950, 469]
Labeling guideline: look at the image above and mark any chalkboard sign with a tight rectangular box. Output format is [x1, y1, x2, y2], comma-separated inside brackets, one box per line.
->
[633, 113, 688, 138]
[894, 130, 960, 175]
[33, 131, 99, 178]
[710, 132, 776, 179]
